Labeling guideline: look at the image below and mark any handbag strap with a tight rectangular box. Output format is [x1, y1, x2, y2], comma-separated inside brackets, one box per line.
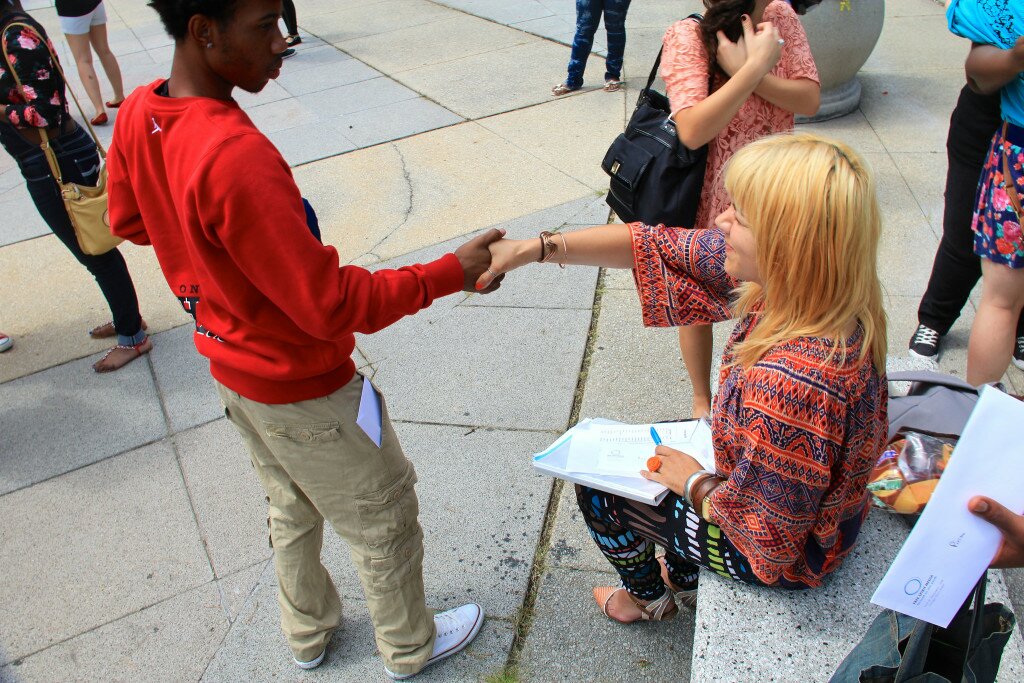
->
[1001, 122, 1023, 218]
[641, 13, 705, 102]
[1, 20, 106, 161]
[926, 572, 988, 677]
[887, 370, 978, 394]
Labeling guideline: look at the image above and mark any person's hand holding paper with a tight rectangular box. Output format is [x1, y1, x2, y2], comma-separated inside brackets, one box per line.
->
[871, 387, 1024, 626]
[969, 495, 1024, 569]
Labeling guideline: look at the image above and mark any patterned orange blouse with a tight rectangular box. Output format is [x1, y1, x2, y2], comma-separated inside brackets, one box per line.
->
[661, 1, 819, 234]
[630, 224, 887, 587]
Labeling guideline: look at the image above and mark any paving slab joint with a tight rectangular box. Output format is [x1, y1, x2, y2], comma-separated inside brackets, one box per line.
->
[148, 351, 223, 601]
[490, 269, 609, 680]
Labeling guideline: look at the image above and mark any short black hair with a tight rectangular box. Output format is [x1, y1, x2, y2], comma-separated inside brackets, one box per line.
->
[147, 0, 241, 41]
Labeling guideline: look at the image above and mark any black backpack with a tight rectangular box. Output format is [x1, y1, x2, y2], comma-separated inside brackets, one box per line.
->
[601, 14, 709, 228]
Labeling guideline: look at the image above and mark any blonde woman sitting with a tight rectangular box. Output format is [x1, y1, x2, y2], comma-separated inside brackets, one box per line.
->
[481, 133, 889, 622]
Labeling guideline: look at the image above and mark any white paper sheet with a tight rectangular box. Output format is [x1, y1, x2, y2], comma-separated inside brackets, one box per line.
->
[565, 420, 715, 476]
[532, 419, 672, 505]
[871, 387, 1024, 627]
[356, 375, 382, 447]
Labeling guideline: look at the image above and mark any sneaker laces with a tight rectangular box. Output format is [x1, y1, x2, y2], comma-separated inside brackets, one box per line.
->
[434, 610, 462, 638]
[911, 325, 940, 346]
[1016, 336, 1024, 355]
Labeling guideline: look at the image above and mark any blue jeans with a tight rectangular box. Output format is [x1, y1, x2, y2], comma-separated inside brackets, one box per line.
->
[566, 0, 632, 89]
[0, 122, 144, 345]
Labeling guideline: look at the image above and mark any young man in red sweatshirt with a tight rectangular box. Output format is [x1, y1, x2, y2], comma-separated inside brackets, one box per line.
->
[108, 1, 505, 678]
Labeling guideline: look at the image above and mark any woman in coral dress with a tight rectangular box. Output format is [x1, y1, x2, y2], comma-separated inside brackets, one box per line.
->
[663, 0, 819, 417]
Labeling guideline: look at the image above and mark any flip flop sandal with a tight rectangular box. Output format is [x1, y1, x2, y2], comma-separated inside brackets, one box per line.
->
[593, 586, 678, 623]
[603, 79, 624, 92]
[551, 83, 580, 97]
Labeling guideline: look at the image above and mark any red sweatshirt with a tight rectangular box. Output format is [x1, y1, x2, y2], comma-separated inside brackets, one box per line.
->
[108, 79, 464, 403]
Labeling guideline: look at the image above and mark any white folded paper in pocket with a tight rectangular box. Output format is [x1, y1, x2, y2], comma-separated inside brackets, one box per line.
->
[356, 375, 382, 447]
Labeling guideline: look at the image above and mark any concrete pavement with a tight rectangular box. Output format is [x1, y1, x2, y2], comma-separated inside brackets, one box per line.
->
[1, 0, 1022, 681]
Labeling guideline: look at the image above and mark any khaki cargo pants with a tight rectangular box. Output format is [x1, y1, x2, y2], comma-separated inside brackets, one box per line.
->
[216, 374, 435, 676]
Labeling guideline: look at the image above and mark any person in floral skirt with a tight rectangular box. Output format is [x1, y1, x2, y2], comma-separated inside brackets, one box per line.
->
[947, 0, 1024, 384]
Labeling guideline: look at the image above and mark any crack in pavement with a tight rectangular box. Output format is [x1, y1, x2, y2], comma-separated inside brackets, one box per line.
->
[366, 143, 415, 256]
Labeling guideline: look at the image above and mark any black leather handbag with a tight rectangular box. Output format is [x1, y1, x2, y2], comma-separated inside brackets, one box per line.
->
[602, 14, 708, 228]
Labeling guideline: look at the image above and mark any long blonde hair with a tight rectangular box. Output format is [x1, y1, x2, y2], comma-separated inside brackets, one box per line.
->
[723, 132, 887, 372]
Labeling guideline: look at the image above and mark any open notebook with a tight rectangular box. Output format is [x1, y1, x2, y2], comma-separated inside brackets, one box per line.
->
[532, 418, 715, 505]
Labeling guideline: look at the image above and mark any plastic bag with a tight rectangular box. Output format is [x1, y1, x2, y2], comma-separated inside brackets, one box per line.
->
[867, 432, 955, 514]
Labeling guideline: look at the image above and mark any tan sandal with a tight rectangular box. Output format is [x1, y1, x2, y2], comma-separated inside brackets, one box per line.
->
[593, 586, 678, 623]
[603, 79, 624, 92]
[551, 83, 580, 97]
[658, 555, 698, 609]
[92, 336, 152, 373]
[89, 319, 148, 339]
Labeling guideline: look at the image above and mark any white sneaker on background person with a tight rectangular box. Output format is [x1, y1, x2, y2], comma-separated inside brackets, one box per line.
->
[1013, 335, 1024, 371]
[384, 603, 484, 680]
[293, 646, 327, 670]
[0, 332, 12, 352]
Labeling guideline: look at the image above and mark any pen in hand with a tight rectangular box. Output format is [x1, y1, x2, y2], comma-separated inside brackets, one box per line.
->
[647, 427, 663, 472]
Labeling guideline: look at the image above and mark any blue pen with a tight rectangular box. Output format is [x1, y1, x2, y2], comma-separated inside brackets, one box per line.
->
[649, 426, 663, 445]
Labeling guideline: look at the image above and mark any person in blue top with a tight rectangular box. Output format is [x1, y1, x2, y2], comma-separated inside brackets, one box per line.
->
[946, 1, 1024, 385]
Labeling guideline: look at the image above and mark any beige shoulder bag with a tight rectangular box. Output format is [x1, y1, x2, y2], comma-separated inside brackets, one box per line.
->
[2, 20, 121, 255]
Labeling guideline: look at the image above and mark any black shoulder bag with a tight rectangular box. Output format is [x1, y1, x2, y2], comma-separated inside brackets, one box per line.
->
[602, 13, 709, 228]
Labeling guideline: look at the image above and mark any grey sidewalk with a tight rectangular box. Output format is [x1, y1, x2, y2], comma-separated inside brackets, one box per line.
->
[2, 1, 1023, 682]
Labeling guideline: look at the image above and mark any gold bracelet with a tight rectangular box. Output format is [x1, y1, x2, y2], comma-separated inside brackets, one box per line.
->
[701, 495, 714, 522]
[538, 231, 558, 264]
[557, 232, 568, 269]
[692, 477, 723, 519]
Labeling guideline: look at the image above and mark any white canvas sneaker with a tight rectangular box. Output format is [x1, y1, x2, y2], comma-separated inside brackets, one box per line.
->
[384, 603, 484, 680]
[293, 647, 326, 670]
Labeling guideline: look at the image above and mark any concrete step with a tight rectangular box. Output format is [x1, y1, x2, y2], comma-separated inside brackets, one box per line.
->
[689, 512, 1024, 682]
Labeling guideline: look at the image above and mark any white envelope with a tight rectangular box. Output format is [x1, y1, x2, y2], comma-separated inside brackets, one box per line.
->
[871, 386, 1024, 627]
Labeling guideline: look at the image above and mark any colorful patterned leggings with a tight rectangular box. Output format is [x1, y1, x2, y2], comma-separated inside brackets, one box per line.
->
[575, 485, 765, 601]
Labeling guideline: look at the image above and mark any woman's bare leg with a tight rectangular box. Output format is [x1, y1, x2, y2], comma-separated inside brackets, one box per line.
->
[88, 23, 124, 103]
[967, 259, 1024, 385]
[679, 324, 714, 418]
[65, 32, 104, 117]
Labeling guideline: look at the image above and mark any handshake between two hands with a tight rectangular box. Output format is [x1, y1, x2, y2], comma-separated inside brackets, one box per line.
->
[452, 227, 537, 294]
